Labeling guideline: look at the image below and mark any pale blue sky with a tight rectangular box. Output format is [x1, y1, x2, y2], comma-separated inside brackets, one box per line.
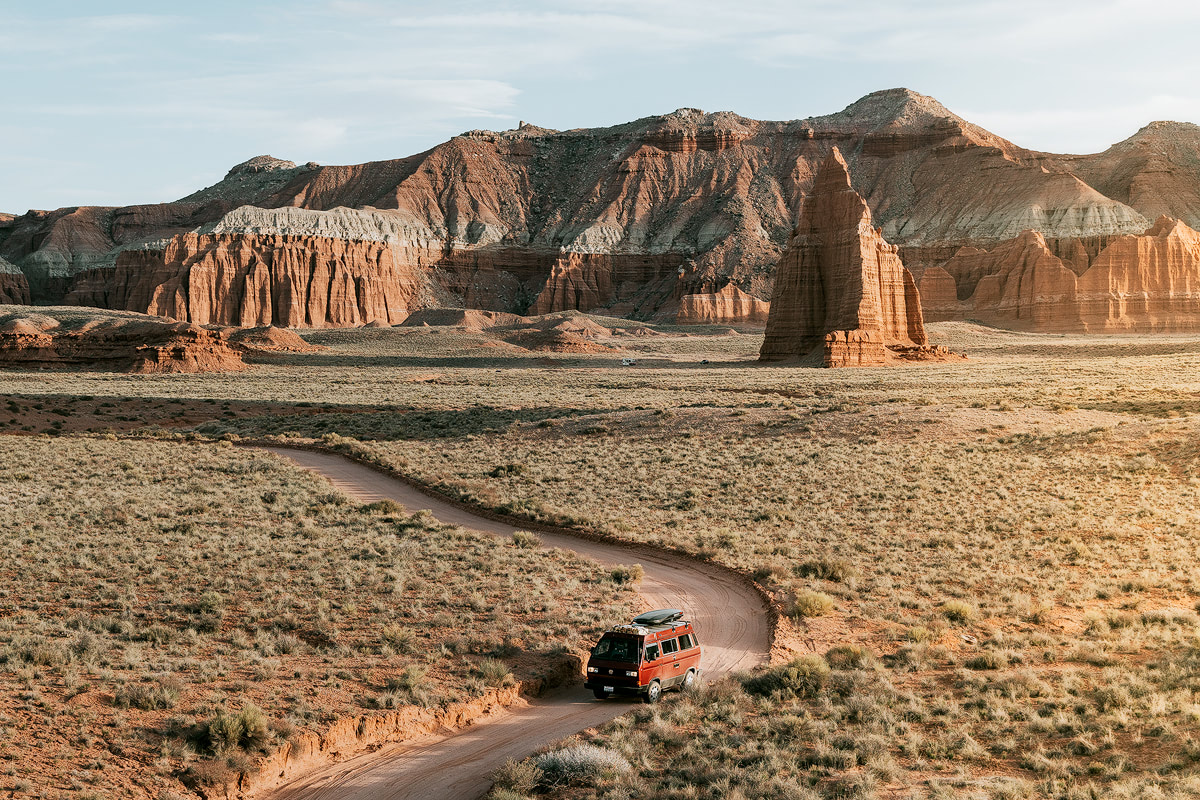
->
[5, 0, 1200, 213]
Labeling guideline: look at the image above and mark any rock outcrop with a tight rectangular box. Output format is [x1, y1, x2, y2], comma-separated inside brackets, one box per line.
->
[935, 216, 1200, 332]
[760, 148, 927, 366]
[675, 284, 770, 326]
[0, 310, 245, 373]
[72, 208, 437, 327]
[0, 256, 31, 304]
[6, 89, 1200, 331]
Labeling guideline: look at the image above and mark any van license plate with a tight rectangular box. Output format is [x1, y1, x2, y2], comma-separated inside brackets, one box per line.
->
[603, 685, 614, 692]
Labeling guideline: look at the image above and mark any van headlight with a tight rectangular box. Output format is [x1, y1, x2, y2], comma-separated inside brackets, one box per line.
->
[587, 667, 598, 673]
[625, 671, 638, 677]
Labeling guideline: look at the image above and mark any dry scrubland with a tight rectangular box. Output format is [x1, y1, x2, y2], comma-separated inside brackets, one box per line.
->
[0, 437, 636, 799]
[7, 321, 1200, 797]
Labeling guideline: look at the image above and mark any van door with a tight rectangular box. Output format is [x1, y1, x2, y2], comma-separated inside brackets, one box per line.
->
[641, 642, 663, 688]
[677, 631, 700, 676]
[660, 637, 681, 685]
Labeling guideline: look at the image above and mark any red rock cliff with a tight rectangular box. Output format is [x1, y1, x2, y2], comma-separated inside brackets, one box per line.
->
[760, 148, 926, 365]
[675, 284, 770, 326]
[934, 216, 1200, 332]
[111, 232, 428, 327]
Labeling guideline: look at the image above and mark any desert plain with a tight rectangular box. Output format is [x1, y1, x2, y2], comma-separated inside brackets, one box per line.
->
[3, 310, 1200, 799]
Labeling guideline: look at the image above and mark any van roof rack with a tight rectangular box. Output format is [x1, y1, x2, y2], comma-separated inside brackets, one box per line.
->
[632, 609, 684, 626]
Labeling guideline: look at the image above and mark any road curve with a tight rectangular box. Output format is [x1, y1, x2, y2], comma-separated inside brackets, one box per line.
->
[262, 446, 770, 800]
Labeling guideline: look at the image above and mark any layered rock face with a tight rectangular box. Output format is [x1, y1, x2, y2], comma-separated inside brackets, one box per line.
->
[0, 256, 31, 305]
[0, 311, 246, 373]
[67, 207, 438, 327]
[6, 90, 1200, 329]
[934, 216, 1200, 332]
[760, 148, 927, 366]
[675, 284, 770, 326]
[134, 232, 425, 327]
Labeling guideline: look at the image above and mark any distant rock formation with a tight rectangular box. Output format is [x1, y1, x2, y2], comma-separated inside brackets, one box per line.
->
[932, 215, 1200, 332]
[675, 284, 770, 326]
[760, 148, 928, 366]
[0, 256, 31, 304]
[0, 311, 245, 373]
[6, 89, 1200, 330]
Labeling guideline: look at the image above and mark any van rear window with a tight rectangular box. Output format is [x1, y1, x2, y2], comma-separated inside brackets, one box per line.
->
[592, 634, 639, 663]
[661, 638, 679, 655]
[678, 633, 693, 650]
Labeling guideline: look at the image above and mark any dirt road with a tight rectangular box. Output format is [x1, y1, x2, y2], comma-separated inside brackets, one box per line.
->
[263, 446, 770, 800]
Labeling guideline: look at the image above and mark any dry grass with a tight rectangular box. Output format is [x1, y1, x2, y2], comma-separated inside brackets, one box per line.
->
[9, 320, 1200, 797]
[0, 436, 635, 798]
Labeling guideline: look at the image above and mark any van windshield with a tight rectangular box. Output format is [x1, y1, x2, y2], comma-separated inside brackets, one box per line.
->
[592, 634, 639, 663]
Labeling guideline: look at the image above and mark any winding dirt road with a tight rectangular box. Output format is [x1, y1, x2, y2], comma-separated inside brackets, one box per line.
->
[263, 447, 770, 800]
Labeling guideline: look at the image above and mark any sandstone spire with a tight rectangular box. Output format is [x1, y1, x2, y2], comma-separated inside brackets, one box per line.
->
[760, 147, 927, 365]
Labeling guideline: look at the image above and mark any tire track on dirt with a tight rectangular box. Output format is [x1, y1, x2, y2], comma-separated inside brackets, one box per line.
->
[262, 446, 770, 800]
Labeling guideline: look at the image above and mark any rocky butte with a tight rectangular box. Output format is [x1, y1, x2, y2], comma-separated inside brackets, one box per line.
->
[4, 91, 1200, 332]
[759, 148, 940, 367]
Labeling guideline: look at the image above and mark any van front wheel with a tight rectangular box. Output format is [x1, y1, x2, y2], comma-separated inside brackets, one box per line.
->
[592, 689, 610, 700]
[643, 680, 662, 704]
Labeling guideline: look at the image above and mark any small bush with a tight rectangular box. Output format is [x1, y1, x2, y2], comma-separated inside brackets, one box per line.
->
[489, 464, 526, 478]
[511, 531, 542, 549]
[789, 589, 835, 618]
[492, 758, 543, 794]
[965, 651, 1006, 670]
[535, 744, 631, 787]
[204, 705, 271, 754]
[744, 655, 829, 698]
[381, 625, 415, 654]
[941, 600, 977, 624]
[825, 645, 873, 670]
[907, 626, 932, 643]
[361, 499, 403, 515]
[794, 558, 856, 582]
[609, 564, 644, 585]
[476, 658, 514, 687]
[114, 676, 182, 710]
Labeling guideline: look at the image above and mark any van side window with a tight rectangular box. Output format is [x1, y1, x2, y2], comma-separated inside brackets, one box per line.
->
[678, 633, 693, 650]
[644, 644, 660, 662]
[661, 638, 679, 655]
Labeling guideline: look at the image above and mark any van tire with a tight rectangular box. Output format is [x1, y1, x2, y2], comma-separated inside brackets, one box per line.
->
[592, 689, 609, 700]
[643, 680, 662, 704]
[681, 669, 697, 691]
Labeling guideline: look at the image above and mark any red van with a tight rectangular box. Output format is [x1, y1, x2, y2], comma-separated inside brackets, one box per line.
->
[585, 609, 702, 703]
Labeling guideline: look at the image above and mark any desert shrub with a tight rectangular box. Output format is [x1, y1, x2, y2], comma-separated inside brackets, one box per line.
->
[476, 658, 514, 687]
[534, 744, 631, 787]
[361, 499, 403, 515]
[941, 600, 977, 624]
[489, 463, 526, 477]
[825, 645, 873, 670]
[794, 557, 856, 582]
[511, 530, 542, 549]
[381, 625, 415, 654]
[907, 626, 932, 643]
[204, 705, 271, 754]
[386, 665, 428, 694]
[743, 655, 829, 699]
[609, 564, 644, 585]
[789, 589, 835, 618]
[114, 676, 182, 710]
[492, 757, 544, 794]
[965, 651, 1006, 670]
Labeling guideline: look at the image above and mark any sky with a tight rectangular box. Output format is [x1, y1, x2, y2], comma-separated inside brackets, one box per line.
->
[5, 0, 1200, 213]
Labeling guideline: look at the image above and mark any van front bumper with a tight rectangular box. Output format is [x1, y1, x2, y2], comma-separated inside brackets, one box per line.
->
[585, 679, 645, 697]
